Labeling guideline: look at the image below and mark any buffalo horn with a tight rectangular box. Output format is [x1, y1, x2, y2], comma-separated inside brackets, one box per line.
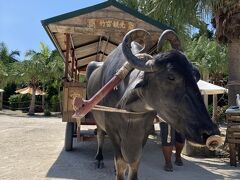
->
[157, 30, 182, 52]
[122, 29, 157, 72]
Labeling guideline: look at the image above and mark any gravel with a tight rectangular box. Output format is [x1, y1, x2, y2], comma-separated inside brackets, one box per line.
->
[0, 111, 239, 180]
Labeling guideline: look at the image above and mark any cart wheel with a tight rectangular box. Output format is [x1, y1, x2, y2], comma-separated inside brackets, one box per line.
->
[65, 122, 74, 151]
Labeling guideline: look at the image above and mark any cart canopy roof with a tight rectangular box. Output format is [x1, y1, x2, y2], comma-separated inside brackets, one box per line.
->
[42, 0, 171, 72]
[197, 80, 228, 95]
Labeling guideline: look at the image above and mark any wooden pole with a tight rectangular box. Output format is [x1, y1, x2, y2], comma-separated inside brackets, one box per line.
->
[212, 94, 217, 122]
[75, 50, 79, 80]
[203, 72, 209, 109]
[65, 34, 71, 81]
[101, 36, 109, 61]
[77, 69, 80, 81]
[96, 36, 102, 61]
[71, 50, 75, 79]
[69, 34, 78, 81]
[73, 62, 133, 118]
[73, 75, 123, 118]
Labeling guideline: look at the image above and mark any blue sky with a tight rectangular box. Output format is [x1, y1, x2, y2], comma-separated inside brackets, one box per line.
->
[0, 0, 105, 60]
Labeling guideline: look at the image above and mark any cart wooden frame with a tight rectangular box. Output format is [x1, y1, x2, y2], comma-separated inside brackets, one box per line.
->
[42, 0, 172, 151]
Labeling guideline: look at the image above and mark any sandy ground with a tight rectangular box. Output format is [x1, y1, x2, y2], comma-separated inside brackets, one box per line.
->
[0, 110, 240, 180]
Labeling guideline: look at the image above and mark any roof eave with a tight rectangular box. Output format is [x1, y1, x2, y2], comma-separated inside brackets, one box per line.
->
[41, 0, 173, 30]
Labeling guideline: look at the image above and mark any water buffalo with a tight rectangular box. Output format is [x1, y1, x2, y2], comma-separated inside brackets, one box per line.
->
[86, 29, 220, 180]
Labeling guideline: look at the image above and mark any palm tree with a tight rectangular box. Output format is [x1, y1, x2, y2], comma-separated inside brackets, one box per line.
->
[9, 60, 43, 115]
[118, 0, 239, 105]
[25, 42, 55, 111]
[8, 42, 57, 115]
[48, 50, 64, 112]
[118, 0, 208, 43]
[211, 1, 240, 105]
[23, 42, 64, 114]
[0, 42, 20, 87]
[0, 61, 7, 87]
[0, 42, 20, 64]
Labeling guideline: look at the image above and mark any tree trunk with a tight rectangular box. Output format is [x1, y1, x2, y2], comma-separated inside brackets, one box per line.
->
[29, 87, 36, 115]
[228, 40, 240, 106]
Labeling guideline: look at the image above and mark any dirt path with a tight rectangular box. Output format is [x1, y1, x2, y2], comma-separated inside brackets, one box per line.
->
[0, 112, 239, 180]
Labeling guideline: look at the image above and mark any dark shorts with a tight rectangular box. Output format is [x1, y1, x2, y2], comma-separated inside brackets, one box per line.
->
[160, 122, 185, 146]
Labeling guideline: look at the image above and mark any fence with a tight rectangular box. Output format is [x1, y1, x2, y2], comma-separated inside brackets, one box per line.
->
[3, 100, 61, 112]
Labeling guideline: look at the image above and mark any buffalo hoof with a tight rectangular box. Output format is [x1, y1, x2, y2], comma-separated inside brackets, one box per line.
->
[95, 160, 104, 169]
[164, 163, 173, 172]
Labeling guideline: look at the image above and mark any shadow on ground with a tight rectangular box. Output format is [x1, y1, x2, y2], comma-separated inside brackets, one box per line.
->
[47, 139, 115, 180]
[46, 138, 237, 180]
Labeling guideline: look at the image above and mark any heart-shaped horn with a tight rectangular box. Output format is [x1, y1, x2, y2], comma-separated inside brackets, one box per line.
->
[157, 30, 182, 52]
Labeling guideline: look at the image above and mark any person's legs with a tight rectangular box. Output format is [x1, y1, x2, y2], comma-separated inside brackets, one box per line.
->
[174, 131, 185, 166]
[160, 122, 175, 171]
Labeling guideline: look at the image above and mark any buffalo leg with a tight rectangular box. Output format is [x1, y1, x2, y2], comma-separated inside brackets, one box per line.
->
[127, 160, 140, 180]
[95, 126, 105, 168]
[114, 155, 127, 180]
[107, 130, 127, 180]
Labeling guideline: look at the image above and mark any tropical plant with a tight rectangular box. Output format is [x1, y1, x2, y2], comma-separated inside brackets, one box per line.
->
[0, 42, 20, 87]
[186, 35, 227, 83]
[211, 0, 240, 105]
[8, 42, 61, 115]
[25, 42, 57, 111]
[8, 60, 41, 115]
[119, 0, 240, 105]
[26, 43, 64, 114]
[118, 0, 208, 42]
[8, 94, 31, 111]
[0, 61, 7, 87]
[0, 42, 20, 64]
[47, 50, 64, 112]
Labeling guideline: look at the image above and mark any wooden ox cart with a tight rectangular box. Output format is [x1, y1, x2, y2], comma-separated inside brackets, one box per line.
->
[42, 0, 171, 151]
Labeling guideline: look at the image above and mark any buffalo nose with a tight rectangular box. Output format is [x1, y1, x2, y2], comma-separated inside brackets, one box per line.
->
[201, 124, 220, 142]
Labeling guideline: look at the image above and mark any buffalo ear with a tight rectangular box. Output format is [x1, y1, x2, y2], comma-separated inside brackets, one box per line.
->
[192, 66, 200, 82]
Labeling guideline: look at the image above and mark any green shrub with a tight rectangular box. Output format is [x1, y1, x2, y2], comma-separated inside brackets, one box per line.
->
[8, 94, 18, 110]
[3, 83, 16, 106]
[9, 94, 30, 111]
[50, 95, 60, 112]
[44, 109, 51, 116]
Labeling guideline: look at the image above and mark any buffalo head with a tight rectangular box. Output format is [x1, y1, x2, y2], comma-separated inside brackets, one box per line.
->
[122, 29, 220, 145]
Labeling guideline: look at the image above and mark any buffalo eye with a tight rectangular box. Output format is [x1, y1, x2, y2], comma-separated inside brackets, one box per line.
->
[168, 74, 175, 81]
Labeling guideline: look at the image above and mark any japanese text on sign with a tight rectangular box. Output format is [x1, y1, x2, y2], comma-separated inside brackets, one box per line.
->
[87, 19, 135, 30]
